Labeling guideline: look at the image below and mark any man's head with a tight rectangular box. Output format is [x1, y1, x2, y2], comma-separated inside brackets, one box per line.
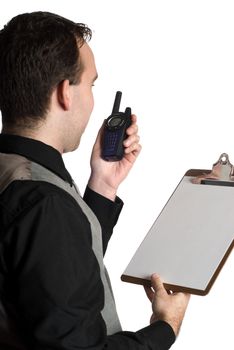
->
[0, 11, 93, 137]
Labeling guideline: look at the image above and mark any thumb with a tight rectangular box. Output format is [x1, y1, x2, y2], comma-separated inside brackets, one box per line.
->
[151, 274, 167, 297]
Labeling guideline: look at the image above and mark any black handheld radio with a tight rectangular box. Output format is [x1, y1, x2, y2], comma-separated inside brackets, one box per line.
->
[101, 91, 132, 161]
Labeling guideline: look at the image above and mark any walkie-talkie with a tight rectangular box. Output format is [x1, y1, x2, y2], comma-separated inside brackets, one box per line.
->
[102, 91, 132, 161]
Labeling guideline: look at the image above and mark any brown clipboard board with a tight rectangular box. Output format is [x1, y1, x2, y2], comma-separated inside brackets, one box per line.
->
[121, 155, 234, 296]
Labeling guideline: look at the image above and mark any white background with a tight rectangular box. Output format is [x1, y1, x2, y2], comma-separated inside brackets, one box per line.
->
[1, 1, 234, 349]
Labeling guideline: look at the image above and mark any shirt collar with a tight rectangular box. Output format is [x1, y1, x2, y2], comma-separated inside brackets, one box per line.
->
[0, 134, 73, 186]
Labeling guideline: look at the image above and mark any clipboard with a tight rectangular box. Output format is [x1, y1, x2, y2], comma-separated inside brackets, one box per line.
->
[121, 153, 234, 296]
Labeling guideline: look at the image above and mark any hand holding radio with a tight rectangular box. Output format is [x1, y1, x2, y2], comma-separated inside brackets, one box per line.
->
[88, 91, 141, 201]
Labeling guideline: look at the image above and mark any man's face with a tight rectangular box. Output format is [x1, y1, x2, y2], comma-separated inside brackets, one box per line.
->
[67, 42, 97, 151]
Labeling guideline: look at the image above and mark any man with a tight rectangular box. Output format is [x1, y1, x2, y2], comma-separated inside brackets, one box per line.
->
[0, 11, 190, 349]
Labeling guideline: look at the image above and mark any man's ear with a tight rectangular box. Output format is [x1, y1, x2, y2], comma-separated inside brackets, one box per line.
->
[57, 80, 71, 111]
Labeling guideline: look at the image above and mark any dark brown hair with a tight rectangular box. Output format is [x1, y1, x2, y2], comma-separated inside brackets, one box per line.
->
[0, 11, 92, 128]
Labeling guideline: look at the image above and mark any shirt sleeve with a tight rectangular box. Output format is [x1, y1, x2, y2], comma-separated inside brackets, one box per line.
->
[6, 191, 175, 350]
[83, 186, 123, 255]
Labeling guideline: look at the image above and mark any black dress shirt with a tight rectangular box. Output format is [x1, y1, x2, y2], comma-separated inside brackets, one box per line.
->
[0, 134, 175, 350]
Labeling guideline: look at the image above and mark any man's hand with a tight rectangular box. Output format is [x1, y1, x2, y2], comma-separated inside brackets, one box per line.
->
[144, 274, 190, 337]
[88, 114, 141, 200]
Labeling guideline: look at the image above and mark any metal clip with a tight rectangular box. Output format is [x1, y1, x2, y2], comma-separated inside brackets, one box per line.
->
[192, 153, 234, 184]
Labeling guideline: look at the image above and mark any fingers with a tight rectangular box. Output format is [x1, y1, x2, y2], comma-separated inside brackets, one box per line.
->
[126, 114, 138, 136]
[124, 143, 142, 163]
[126, 120, 138, 136]
[123, 114, 141, 157]
[124, 138, 141, 156]
[151, 274, 167, 298]
[149, 274, 191, 336]
[180, 292, 191, 305]
[123, 134, 140, 148]
[144, 285, 155, 302]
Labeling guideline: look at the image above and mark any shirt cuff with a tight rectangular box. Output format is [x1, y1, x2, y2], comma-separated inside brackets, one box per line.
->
[136, 321, 176, 350]
[83, 186, 124, 229]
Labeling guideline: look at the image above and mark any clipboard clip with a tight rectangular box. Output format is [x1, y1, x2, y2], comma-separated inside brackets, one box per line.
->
[192, 153, 234, 184]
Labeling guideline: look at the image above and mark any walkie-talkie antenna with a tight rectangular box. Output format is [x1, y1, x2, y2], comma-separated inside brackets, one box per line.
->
[112, 91, 122, 114]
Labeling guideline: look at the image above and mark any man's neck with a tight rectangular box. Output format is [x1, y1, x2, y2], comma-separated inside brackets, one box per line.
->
[2, 124, 64, 155]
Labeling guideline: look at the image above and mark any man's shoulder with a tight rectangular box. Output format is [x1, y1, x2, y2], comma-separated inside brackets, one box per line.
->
[0, 180, 78, 226]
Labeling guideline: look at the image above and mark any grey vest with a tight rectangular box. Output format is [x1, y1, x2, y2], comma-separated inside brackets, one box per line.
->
[0, 153, 121, 336]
